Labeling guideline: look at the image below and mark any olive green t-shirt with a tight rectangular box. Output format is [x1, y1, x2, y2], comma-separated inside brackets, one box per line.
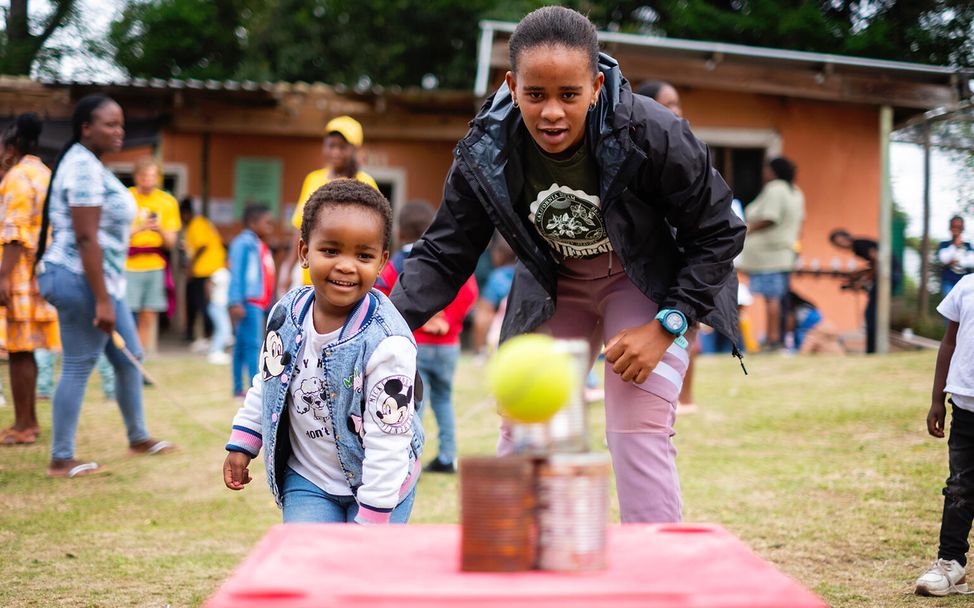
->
[521, 139, 612, 260]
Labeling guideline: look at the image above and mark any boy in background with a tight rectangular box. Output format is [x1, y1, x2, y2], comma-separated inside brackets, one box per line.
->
[916, 273, 974, 596]
[377, 201, 477, 473]
[228, 205, 276, 398]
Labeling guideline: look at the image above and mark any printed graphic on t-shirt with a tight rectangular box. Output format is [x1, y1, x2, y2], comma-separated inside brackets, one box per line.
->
[367, 375, 414, 435]
[529, 183, 612, 258]
[293, 377, 330, 425]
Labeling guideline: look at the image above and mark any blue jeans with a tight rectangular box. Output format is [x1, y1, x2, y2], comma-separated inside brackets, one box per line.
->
[37, 263, 150, 461]
[36, 350, 116, 400]
[281, 467, 415, 523]
[232, 303, 264, 394]
[416, 344, 460, 464]
[208, 300, 232, 355]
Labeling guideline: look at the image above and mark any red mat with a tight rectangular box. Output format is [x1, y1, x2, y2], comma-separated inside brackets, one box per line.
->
[206, 523, 826, 608]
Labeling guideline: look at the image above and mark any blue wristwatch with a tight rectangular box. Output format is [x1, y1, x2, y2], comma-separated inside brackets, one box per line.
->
[655, 308, 689, 348]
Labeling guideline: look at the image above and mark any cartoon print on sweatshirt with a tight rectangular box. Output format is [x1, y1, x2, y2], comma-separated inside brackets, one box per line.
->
[367, 375, 413, 435]
[260, 306, 292, 381]
[342, 367, 363, 393]
[293, 377, 330, 425]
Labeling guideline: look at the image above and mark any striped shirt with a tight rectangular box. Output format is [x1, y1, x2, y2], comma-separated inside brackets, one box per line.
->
[42, 144, 136, 299]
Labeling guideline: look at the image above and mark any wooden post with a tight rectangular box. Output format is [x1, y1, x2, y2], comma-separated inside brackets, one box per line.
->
[201, 132, 211, 217]
[877, 106, 893, 354]
[918, 122, 932, 320]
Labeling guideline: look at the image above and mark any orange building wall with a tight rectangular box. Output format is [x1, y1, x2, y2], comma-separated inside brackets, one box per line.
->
[685, 90, 882, 337]
[111, 88, 887, 338]
[152, 132, 456, 221]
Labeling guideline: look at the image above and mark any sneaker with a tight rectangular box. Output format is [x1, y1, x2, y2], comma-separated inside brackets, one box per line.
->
[915, 559, 969, 596]
[207, 351, 231, 365]
[189, 338, 211, 354]
[423, 458, 457, 474]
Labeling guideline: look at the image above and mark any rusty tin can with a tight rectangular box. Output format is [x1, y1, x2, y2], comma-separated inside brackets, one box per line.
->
[459, 455, 537, 572]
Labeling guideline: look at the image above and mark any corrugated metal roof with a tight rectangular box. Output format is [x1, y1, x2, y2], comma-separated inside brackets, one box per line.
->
[477, 19, 973, 96]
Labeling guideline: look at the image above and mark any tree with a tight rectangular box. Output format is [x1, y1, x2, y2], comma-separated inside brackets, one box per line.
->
[0, 0, 76, 75]
[106, 0, 974, 88]
[648, 0, 974, 67]
[108, 0, 247, 80]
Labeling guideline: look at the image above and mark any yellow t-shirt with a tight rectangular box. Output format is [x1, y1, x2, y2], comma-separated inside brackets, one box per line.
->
[185, 215, 226, 278]
[126, 188, 182, 272]
[291, 170, 379, 285]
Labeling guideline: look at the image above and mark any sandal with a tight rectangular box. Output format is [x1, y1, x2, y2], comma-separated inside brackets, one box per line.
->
[129, 439, 176, 456]
[0, 428, 38, 446]
[47, 461, 109, 478]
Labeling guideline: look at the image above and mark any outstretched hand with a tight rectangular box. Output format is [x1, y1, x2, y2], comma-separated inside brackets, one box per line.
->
[927, 401, 947, 438]
[223, 451, 253, 490]
[604, 321, 675, 384]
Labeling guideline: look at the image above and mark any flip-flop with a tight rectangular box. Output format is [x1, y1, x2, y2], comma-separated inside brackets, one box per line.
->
[0, 428, 38, 446]
[47, 462, 108, 478]
[129, 440, 175, 456]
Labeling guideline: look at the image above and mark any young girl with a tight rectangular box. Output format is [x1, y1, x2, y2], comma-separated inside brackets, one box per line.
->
[389, 6, 744, 523]
[223, 180, 423, 524]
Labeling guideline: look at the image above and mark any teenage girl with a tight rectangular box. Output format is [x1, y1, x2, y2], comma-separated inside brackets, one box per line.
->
[390, 6, 744, 522]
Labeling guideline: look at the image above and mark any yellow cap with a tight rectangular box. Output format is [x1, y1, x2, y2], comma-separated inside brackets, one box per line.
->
[324, 115, 364, 147]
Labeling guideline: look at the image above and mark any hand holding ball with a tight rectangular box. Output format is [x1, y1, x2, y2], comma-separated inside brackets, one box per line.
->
[487, 334, 575, 423]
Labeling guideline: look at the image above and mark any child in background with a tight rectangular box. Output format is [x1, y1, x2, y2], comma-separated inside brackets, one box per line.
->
[915, 272, 974, 596]
[206, 266, 232, 365]
[376, 201, 477, 474]
[223, 180, 423, 524]
[472, 235, 516, 358]
[227, 205, 276, 398]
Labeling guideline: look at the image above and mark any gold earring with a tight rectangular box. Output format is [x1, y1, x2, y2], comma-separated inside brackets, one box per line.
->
[301, 261, 309, 268]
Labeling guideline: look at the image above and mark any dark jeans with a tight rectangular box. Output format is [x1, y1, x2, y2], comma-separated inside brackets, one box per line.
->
[185, 277, 213, 341]
[939, 403, 974, 566]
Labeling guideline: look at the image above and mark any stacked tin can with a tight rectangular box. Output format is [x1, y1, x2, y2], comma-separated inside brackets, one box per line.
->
[459, 338, 610, 573]
[459, 455, 537, 572]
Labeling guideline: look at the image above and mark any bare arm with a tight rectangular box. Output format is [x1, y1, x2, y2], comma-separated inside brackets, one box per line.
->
[747, 219, 775, 234]
[927, 320, 959, 438]
[71, 206, 115, 334]
[0, 241, 22, 309]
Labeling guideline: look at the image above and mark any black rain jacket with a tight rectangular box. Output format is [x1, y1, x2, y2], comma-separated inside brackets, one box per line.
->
[391, 53, 745, 357]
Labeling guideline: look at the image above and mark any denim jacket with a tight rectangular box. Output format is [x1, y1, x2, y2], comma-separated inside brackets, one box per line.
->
[227, 229, 266, 306]
[226, 286, 424, 522]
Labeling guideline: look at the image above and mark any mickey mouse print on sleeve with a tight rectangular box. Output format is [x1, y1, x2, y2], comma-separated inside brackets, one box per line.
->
[357, 335, 418, 511]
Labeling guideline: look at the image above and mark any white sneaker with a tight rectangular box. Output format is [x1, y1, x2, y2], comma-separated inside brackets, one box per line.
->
[915, 559, 970, 596]
[190, 338, 211, 354]
[207, 351, 231, 365]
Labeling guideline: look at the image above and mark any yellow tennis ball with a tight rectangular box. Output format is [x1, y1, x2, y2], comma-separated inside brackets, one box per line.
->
[488, 334, 575, 423]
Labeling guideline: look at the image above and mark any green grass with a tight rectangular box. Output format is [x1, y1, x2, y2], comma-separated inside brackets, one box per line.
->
[0, 349, 967, 607]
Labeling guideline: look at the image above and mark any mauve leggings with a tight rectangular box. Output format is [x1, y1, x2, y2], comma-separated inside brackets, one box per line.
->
[497, 258, 686, 523]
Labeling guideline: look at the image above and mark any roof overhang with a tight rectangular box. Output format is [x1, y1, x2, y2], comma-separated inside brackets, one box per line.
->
[0, 76, 478, 141]
[476, 20, 973, 120]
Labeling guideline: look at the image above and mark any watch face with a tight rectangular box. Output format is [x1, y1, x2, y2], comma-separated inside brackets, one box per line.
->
[664, 312, 684, 332]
